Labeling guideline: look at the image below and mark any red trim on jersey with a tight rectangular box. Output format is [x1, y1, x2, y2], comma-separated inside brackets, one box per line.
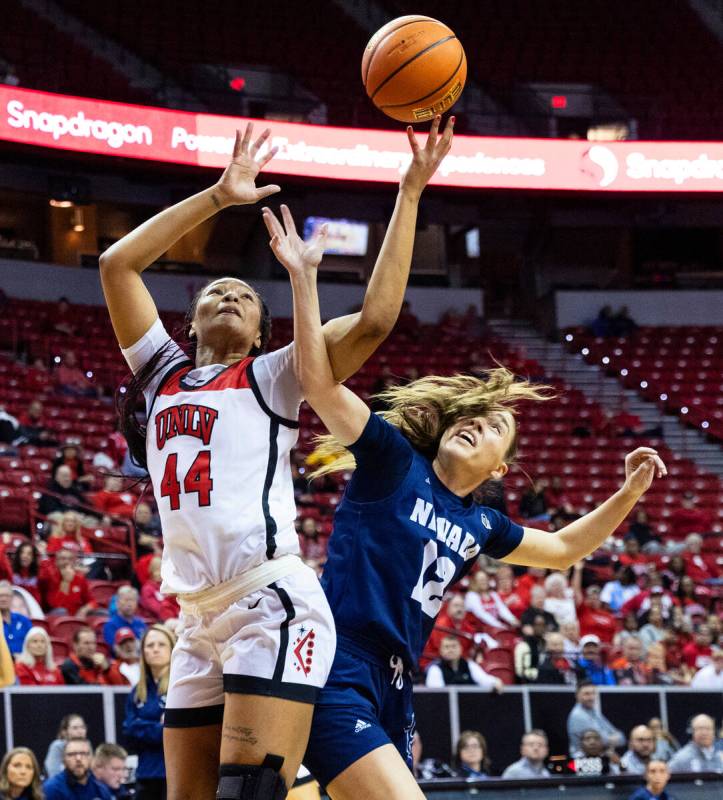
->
[159, 357, 254, 395]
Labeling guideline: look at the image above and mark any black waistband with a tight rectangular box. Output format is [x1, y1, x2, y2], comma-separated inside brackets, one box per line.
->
[336, 629, 410, 671]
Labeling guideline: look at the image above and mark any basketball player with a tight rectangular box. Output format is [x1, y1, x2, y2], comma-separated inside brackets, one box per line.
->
[99, 117, 453, 800]
[269, 211, 668, 800]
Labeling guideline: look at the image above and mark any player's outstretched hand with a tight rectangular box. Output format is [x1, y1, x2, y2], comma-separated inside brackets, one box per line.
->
[622, 447, 667, 497]
[262, 204, 328, 276]
[400, 114, 454, 198]
[214, 124, 281, 208]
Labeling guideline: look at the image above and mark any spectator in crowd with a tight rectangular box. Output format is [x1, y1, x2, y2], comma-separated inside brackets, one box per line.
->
[577, 634, 616, 685]
[0, 547, 11, 582]
[424, 593, 478, 665]
[465, 570, 520, 630]
[92, 476, 136, 519]
[123, 625, 176, 800]
[519, 480, 548, 521]
[567, 682, 625, 757]
[0, 580, 32, 655]
[648, 718, 679, 763]
[575, 581, 618, 644]
[611, 636, 649, 685]
[0, 746, 43, 800]
[543, 572, 577, 626]
[662, 556, 686, 593]
[43, 737, 112, 800]
[601, 566, 640, 613]
[621, 725, 657, 774]
[15, 625, 64, 685]
[690, 646, 723, 689]
[493, 564, 529, 619]
[50, 297, 77, 337]
[681, 534, 716, 583]
[624, 576, 675, 621]
[17, 399, 58, 446]
[535, 632, 584, 685]
[103, 587, 146, 647]
[26, 356, 51, 394]
[590, 305, 615, 338]
[514, 614, 548, 682]
[45, 715, 89, 779]
[572, 729, 620, 775]
[46, 511, 92, 556]
[0, 404, 20, 445]
[39, 547, 95, 616]
[669, 492, 713, 537]
[60, 627, 123, 686]
[298, 517, 327, 562]
[627, 509, 659, 551]
[520, 586, 558, 634]
[681, 624, 713, 671]
[134, 503, 162, 558]
[612, 306, 637, 337]
[677, 578, 707, 615]
[452, 731, 490, 781]
[38, 464, 87, 516]
[644, 643, 675, 686]
[619, 536, 648, 575]
[639, 606, 668, 651]
[667, 714, 722, 773]
[139, 557, 163, 619]
[51, 444, 94, 488]
[54, 351, 95, 397]
[502, 730, 552, 779]
[560, 620, 581, 657]
[92, 743, 130, 800]
[627, 760, 676, 800]
[112, 627, 141, 686]
[614, 613, 642, 650]
[425, 636, 502, 690]
[10, 543, 41, 604]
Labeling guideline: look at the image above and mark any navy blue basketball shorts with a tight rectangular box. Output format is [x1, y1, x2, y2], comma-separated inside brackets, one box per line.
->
[303, 644, 416, 790]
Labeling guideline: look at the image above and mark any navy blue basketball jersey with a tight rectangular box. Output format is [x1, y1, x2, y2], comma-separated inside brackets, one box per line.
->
[321, 413, 524, 667]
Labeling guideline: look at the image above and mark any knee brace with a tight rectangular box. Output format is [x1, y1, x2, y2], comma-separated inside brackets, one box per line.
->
[217, 755, 287, 800]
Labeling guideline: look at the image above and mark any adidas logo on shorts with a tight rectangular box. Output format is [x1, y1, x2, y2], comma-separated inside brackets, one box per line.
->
[354, 719, 371, 734]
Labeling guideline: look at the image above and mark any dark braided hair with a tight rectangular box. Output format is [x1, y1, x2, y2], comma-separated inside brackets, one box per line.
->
[116, 280, 272, 471]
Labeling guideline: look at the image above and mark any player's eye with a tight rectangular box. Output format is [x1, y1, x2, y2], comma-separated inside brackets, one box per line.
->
[242, 292, 253, 301]
[208, 288, 222, 295]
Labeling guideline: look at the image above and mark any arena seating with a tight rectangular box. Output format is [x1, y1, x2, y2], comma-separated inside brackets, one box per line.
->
[563, 326, 723, 444]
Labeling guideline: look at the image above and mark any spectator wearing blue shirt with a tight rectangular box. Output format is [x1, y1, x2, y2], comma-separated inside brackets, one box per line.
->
[43, 738, 112, 800]
[0, 580, 32, 655]
[628, 759, 677, 800]
[577, 635, 616, 685]
[567, 682, 625, 757]
[122, 624, 176, 800]
[103, 587, 146, 648]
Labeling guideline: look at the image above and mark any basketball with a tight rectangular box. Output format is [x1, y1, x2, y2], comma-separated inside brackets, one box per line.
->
[362, 15, 467, 123]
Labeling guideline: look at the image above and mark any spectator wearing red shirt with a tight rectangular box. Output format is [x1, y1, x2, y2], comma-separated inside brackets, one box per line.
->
[677, 575, 709, 611]
[622, 577, 675, 620]
[618, 536, 648, 576]
[494, 564, 530, 618]
[139, 557, 163, 619]
[682, 624, 713, 671]
[516, 567, 548, 598]
[60, 627, 126, 685]
[0, 544, 11, 581]
[54, 350, 95, 397]
[10, 542, 42, 604]
[39, 546, 95, 616]
[669, 492, 713, 536]
[26, 356, 52, 394]
[423, 593, 478, 667]
[682, 534, 716, 583]
[92, 475, 136, 519]
[576, 587, 618, 645]
[15, 625, 64, 685]
[46, 511, 92, 556]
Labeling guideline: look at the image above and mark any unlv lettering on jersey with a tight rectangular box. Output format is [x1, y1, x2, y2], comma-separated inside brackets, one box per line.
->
[155, 404, 219, 449]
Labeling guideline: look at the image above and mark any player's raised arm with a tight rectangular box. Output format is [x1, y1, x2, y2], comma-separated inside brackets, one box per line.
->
[502, 448, 667, 570]
[263, 205, 371, 446]
[318, 114, 454, 381]
[99, 124, 280, 348]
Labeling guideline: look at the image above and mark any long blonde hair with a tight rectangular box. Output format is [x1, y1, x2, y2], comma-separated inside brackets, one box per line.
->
[135, 624, 176, 704]
[16, 625, 54, 670]
[0, 746, 43, 800]
[310, 368, 552, 478]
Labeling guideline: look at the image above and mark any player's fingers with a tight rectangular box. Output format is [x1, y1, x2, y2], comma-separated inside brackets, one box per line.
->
[280, 204, 298, 236]
[255, 184, 281, 201]
[256, 145, 279, 170]
[232, 129, 244, 159]
[240, 122, 253, 154]
[251, 128, 271, 157]
[425, 114, 441, 151]
[439, 116, 455, 150]
[406, 125, 421, 155]
[261, 206, 285, 239]
[317, 222, 329, 247]
[653, 455, 667, 477]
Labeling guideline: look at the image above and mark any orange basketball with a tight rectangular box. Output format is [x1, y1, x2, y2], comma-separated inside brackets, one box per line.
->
[362, 15, 466, 124]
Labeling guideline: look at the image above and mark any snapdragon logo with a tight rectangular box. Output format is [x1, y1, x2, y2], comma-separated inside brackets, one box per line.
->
[583, 145, 619, 188]
[626, 152, 723, 185]
[7, 100, 152, 149]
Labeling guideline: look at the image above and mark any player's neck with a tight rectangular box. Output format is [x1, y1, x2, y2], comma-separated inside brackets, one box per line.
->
[195, 342, 251, 367]
[431, 458, 478, 497]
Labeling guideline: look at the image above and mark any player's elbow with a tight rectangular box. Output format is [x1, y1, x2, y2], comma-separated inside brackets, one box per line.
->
[358, 306, 396, 341]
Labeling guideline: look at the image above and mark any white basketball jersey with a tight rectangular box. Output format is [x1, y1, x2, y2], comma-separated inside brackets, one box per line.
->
[122, 319, 302, 594]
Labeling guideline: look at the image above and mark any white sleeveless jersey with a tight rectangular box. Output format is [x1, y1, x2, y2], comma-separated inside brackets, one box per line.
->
[121, 319, 302, 594]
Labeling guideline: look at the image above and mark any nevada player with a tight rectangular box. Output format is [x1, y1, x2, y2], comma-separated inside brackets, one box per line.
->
[274, 215, 668, 799]
[99, 118, 454, 800]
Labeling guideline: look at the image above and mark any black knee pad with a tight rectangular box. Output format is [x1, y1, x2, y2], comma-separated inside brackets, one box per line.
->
[217, 755, 287, 800]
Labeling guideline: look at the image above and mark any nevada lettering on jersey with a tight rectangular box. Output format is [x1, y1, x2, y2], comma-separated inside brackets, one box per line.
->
[409, 497, 481, 561]
[155, 404, 219, 449]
